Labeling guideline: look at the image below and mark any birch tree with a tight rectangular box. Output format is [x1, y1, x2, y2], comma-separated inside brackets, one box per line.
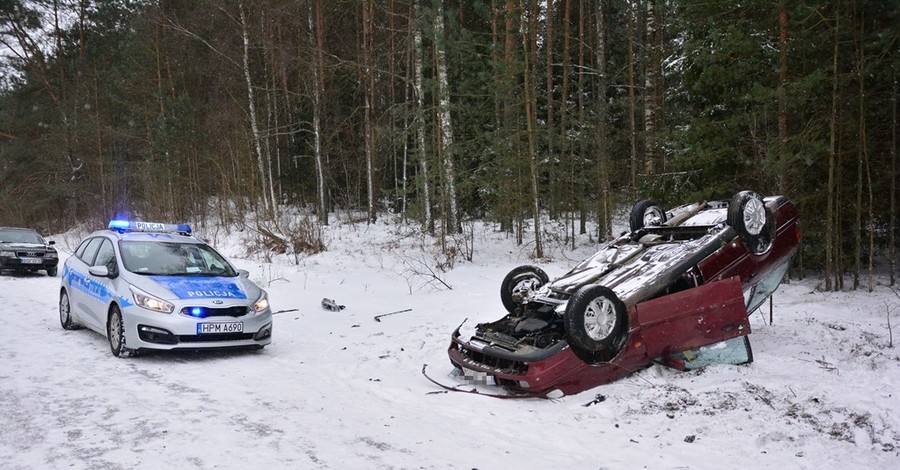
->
[413, 0, 432, 231]
[307, 0, 328, 224]
[433, 0, 458, 233]
[239, 3, 276, 216]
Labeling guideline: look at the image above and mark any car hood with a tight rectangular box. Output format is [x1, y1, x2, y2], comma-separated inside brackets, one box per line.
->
[1, 242, 53, 250]
[127, 274, 261, 302]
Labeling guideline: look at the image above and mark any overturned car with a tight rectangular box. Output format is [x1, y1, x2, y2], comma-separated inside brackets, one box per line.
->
[444, 191, 800, 398]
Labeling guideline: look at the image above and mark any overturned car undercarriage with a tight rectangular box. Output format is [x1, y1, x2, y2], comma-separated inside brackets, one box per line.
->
[439, 191, 800, 398]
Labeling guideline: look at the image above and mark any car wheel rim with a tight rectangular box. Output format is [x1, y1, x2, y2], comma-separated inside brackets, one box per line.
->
[512, 277, 539, 296]
[743, 197, 766, 236]
[109, 313, 122, 350]
[583, 297, 616, 342]
[59, 293, 69, 324]
[643, 207, 664, 227]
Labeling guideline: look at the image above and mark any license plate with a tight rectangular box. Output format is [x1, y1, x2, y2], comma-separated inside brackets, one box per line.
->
[460, 367, 496, 386]
[197, 322, 243, 334]
[20, 258, 42, 264]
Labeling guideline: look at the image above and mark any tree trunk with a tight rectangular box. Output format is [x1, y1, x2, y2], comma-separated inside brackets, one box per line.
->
[239, 3, 275, 217]
[627, 0, 638, 198]
[577, 0, 587, 236]
[856, 14, 873, 292]
[308, 0, 328, 224]
[596, 0, 612, 240]
[825, 8, 839, 292]
[644, 0, 660, 174]
[892, 66, 898, 287]
[778, 1, 789, 195]
[545, 0, 554, 167]
[522, 0, 543, 258]
[561, 0, 572, 248]
[413, 0, 432, 232]
[434, 0, 459, 233]
[363, 0, 377, 224]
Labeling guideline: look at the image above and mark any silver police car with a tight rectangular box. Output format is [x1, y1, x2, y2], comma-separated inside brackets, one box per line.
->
[59, 220, 273, 356]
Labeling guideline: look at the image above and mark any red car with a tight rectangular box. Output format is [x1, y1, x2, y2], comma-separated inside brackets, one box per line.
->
[443, 191, 800, 398]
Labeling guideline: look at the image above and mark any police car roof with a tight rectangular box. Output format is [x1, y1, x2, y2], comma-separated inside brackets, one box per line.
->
[111, 231, 202, 243]
[103, 220, 199, 243]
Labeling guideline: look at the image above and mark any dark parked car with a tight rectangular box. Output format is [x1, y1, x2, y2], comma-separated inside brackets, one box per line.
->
[0, 227, 59, 276]
[443, 190, 800, 398]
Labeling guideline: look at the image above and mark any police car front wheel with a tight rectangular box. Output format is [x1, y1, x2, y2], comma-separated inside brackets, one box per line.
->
[107, 305, 134, 357]
[59, 289, 78, 330]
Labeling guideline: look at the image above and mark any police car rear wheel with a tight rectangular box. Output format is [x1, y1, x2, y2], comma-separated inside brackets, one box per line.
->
[107, 305, 133, 357]
[59, 289, 78, 330]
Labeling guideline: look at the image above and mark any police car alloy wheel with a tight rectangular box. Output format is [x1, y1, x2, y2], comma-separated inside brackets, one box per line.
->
[107, 304, 131, 357]
[59, 289, 77, 330]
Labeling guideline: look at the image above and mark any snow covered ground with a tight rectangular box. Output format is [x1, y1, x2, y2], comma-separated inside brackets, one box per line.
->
[1, 217, 898, 469]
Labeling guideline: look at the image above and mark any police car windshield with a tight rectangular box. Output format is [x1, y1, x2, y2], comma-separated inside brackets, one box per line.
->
[119, 241, 237, 277]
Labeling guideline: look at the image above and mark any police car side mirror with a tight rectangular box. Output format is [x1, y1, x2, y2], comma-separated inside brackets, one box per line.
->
[238, 269, 250, 278]
[89, 265, 110, 278]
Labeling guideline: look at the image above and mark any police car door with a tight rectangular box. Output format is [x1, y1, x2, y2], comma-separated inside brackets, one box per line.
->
[65, 237, 104, 331]
[81, 238, 119, 331]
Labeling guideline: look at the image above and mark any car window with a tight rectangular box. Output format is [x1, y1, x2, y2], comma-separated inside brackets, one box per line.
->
[74, 238, 91, 259]
[119, 241, 237, 276]
[746, 259, 791, 313]
[79, 237, 104, 265]
[93, 239, 116, 268]
[0, 229, 43, 244]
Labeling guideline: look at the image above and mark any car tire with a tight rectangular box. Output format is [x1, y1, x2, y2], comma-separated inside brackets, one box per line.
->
[727, 190, 774, 255]
[563, 285, 627, 364]
[59, 289, 78, 330]
[47, 267, 57, 277]
[629, 200, 667, 232]
[500, 265, 550, 313]
[107, 305, 133, 357]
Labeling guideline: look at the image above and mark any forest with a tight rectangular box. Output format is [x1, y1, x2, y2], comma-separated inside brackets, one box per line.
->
[0, 0, 897, 290]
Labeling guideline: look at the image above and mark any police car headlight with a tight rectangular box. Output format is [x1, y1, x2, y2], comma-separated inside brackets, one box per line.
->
[253, 291, 270, 313]
[130, 285, 174, 314]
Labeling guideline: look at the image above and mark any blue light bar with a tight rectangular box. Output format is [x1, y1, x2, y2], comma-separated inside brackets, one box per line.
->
[108, 220, 192, 235]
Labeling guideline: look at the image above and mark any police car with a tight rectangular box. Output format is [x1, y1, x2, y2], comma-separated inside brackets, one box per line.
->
[59, 220, 273, 356]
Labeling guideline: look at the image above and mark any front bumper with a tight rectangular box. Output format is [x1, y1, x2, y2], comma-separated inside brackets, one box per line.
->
[448, 328, 585, 396]
[448, 327, 649, 397]
[121, 305, 273, 351]
[0, 256, 58, 271]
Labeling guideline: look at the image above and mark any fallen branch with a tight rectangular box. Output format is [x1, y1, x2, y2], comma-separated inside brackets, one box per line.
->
[374, 308, 412, 322]
[272, 308, 299, 315]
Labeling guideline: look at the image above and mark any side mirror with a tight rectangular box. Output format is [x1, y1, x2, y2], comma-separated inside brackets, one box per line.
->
[238, 269, 250, 278]
[48, 240, 56, 245]
[89, 265, 110, 278]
